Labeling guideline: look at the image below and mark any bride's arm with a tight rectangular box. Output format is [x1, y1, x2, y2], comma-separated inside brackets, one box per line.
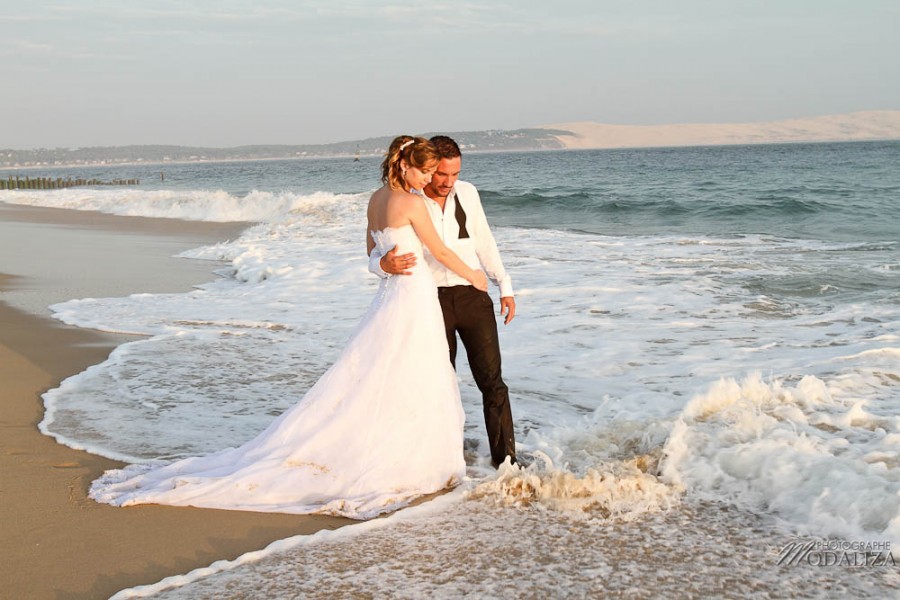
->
[406, 198, 488, 291]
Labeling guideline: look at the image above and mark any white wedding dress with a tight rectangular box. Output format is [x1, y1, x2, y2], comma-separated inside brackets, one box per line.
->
[90, 224, 466, 519]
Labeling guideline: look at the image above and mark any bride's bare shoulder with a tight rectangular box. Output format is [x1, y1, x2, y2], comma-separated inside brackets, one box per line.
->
[392, 190, 421, 205]
[369, 185, 391, 203]
[370, 186, 415, 204]
[368, 187, 418, 228]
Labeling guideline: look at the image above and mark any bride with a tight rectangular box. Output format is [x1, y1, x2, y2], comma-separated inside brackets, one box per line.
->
[90, 136, 488, 519]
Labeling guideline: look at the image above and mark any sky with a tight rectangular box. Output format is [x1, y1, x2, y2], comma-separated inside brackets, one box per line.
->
[1, 0, 898, 149]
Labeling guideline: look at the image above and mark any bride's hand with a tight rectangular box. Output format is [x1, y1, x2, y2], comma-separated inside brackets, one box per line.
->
[470, 270, 488, 292]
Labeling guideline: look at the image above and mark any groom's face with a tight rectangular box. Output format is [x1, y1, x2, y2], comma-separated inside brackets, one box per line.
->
[424, 156, 461, 199]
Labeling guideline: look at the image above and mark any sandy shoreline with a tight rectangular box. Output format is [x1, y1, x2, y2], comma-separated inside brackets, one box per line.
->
[0, 203, 349, 599]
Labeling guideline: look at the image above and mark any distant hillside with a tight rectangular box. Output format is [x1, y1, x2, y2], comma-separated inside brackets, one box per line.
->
[4, 111, 898, 169]
[541, 110, 900, 150]
[0, 129, 568, 168]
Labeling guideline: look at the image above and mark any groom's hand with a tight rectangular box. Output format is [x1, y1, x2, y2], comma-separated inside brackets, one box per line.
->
[500, 296, 516, 325]
[381, 245, 416, 276]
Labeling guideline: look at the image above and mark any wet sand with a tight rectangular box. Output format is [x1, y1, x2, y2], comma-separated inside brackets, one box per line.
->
[0, 203, 350, 599]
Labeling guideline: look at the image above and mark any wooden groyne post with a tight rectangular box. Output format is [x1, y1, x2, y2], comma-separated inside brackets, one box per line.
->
[0, 176, 140, 190]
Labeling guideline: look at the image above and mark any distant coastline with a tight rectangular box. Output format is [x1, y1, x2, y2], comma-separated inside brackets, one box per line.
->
[543, 110, 900, 151]
[2, 111, 898, 169]
[0, 130, 568, 169]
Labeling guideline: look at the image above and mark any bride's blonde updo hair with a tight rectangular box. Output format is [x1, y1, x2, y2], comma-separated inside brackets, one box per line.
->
[381, 135, 439, 191]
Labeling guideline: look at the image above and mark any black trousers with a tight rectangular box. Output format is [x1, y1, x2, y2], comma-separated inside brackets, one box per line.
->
[438, 285, 516, 467]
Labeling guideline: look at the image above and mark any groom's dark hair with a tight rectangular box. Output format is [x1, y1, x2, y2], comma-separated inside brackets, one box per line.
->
[429, 135, 461, 159]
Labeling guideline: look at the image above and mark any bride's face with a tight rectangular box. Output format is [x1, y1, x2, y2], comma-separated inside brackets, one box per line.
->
[403, 161, 437, 191]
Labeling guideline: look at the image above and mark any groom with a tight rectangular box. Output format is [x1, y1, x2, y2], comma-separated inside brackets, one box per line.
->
[369, 135, 518, 468]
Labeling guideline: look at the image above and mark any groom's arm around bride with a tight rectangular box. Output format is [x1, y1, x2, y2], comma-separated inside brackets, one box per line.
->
[368, 135, 519, 468]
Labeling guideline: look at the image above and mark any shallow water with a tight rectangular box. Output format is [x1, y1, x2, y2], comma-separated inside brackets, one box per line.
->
[2, 141, 898, 596]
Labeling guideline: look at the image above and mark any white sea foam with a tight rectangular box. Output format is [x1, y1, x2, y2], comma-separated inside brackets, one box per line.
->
[0, 188, 356, 223]
[39, 198, 900, 546]
[7, 183, 898, 596]
[661, 371, 900, 544]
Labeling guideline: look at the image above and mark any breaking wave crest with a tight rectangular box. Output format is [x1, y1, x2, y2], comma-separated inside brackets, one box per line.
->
[0, 188, 365, 223]
[660, 371, 900, 543]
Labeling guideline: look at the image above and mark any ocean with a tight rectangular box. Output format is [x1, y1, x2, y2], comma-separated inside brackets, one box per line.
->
[2, 141, 899, 597]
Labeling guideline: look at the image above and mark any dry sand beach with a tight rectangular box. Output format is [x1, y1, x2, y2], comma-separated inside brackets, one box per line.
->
[0, 204, 350, 599]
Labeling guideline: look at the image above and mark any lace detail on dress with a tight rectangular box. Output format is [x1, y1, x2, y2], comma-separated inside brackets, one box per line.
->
[370, 224, 421, 257]
[369, 224, 431, 306]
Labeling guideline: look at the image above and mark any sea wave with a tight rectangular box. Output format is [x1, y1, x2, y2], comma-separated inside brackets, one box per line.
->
[483, 189, 835, 218]
[661, 371, 900, 544]
[0, 188, 364, 223]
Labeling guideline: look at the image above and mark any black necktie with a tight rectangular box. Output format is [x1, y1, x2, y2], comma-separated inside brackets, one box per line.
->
[454, 193, 469, 239]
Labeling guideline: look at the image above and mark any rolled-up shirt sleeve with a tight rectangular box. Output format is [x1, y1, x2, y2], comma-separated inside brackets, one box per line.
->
[368, 248, 390, 279]
[459, 182, 514, 298]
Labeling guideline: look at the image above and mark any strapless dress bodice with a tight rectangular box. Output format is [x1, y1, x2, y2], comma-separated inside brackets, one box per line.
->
[371, 224, 424, 259]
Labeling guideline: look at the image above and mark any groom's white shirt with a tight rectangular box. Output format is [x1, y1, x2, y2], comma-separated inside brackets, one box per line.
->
[369, 180, 514, 298]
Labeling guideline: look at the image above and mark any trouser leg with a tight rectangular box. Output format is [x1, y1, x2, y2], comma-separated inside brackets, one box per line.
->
[440, 286, 515, 467]
[438, 287, 459, 369]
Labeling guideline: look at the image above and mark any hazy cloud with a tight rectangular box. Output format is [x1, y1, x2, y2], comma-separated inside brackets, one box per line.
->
[0, 0, 896, 148]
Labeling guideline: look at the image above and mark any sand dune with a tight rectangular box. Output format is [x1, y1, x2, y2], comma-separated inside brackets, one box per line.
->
[541, 110, 900, 150]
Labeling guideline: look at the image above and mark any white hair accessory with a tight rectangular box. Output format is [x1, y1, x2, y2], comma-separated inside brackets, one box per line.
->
[399, 140, 414, 151]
